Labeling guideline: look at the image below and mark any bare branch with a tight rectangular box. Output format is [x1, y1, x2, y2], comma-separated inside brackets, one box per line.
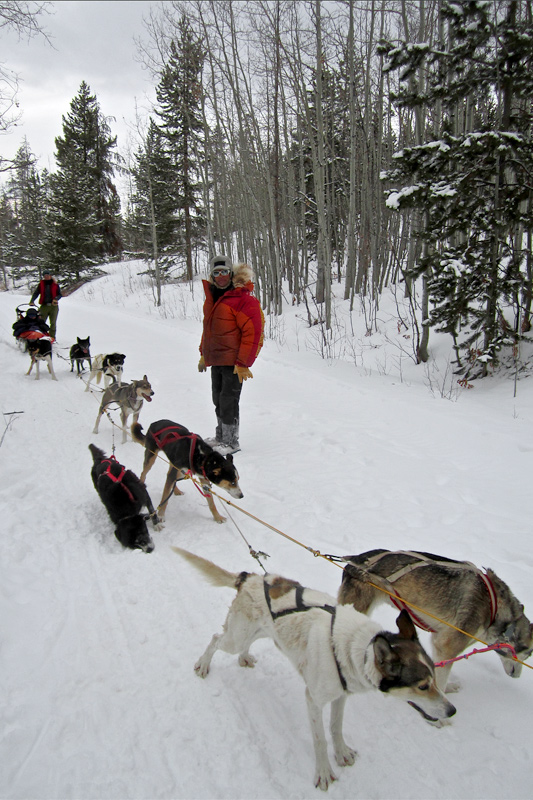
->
[0, 1, 53, 166]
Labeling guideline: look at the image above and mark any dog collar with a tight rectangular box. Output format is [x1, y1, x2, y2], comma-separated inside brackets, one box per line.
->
[362, 643, 383, 690]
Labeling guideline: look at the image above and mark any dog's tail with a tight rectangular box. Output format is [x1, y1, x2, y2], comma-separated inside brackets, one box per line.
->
[88, 443, 106, 464]
[171, 546, 245, 589]
[131, 422, 145, 444]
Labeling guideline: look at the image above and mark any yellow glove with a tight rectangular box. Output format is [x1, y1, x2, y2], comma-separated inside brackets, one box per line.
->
[234, 365, 253, 383]
[198, 356, 206, 373]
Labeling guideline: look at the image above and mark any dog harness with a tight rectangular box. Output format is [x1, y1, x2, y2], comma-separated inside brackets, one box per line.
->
[349, 550, 498, 632]
[98, 456, 136, 504]
[263, 581, 348, 691]
[152, 424, 204, 476]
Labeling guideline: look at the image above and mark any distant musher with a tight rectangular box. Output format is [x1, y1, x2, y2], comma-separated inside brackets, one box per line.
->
[30, 271, 62, 339]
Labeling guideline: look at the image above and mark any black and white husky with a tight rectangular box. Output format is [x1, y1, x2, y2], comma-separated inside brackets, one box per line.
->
[84, 352, 126, 391]
[173, 547, 456, 791]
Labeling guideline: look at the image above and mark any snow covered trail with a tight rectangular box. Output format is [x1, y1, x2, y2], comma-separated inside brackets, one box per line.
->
[1, 270, 532, 799]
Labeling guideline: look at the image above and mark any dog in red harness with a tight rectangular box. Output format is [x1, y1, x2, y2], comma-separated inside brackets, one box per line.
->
[338, 549, 533, 693]
[89, 444, 161, 552]
[131, 418, 243, 523]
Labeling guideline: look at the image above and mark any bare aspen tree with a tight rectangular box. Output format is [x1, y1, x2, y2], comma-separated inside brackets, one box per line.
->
[355, 1, 376, 297]
[0, 1, 51, 170]
[415, 0, 430, 363]
[196, 4, 233, 255]
[344, 0, 357, 304]
[147, 165, 161, 306]
[313, 1, 332, 325]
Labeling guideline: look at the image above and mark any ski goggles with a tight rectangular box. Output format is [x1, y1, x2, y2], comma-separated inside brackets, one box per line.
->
[212, 268, 231, 277]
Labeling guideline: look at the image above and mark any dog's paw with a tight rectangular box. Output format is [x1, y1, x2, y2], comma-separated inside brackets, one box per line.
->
[335, 746, 357, 767]
[194, 660, 209, 678]
[315, 768, 338, 791]
[238, 653, 257, 668]
[214, 515, 227, 524]
[444, 679, 462, 694]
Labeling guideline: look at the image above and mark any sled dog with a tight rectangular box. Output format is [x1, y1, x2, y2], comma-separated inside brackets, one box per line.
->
[84, 352, 126, 391]
[338, 549, 533, 691]
[93, 376, 153, 443]
[70, 336, 91, 374]
[131, 419, 243, 523]
[89, 444, 160, 552]
[173, 547, 456, 791]
[26, 338, 58, 381]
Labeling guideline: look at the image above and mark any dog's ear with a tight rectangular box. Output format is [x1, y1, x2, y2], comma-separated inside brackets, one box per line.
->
[396, 609, 417, 640]
[226, 454, 234, 464]
[373, 635, 401, 677]
[143, 374, 148, 381]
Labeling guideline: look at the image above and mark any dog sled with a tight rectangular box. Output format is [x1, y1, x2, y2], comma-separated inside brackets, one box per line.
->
[13, 304, 55, 349]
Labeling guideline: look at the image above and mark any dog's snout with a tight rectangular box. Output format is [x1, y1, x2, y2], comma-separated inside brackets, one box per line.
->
[446, 701, 457, 718]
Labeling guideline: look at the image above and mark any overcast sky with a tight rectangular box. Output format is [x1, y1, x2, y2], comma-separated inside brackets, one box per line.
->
[2, 0, 158, 172]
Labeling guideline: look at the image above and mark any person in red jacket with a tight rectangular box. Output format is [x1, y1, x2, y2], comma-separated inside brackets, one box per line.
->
[30, 272, 62, 339]
[198, 254, 264, 454]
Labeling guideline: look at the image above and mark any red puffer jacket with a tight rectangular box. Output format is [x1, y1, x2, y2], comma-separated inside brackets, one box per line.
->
[200, 264, 264, 368]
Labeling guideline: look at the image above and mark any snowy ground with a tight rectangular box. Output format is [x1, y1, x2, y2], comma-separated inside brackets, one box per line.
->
[1, 261, 532, 800]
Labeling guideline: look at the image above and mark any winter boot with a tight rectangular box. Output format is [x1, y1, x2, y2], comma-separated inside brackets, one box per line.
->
[204, 416, 223, 447]
[213, 422, 240, 455]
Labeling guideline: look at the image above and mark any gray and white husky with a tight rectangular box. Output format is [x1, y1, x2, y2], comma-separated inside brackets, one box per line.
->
[173, 547, 456, 792]
[93, 376, 153, 443]
[338, 549, 533, 692]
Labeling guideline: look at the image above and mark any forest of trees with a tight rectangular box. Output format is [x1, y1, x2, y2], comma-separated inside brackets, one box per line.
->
[1, 0, 532, 376]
